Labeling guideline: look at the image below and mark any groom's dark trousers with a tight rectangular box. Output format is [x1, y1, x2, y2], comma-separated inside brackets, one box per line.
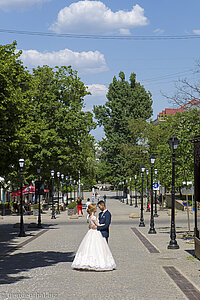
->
[97, 210, 111, 243]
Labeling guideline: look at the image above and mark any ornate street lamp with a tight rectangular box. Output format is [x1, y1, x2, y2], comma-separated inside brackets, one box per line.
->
[81, 183, 84, 199]
[18, 158, 25, 236]
[130, 177, 133, 206]
[146, 169, 150, 212]
[57, 172, 60, 214]
[51, 170, 56, 219]
[119, 182, 122, 202]
[70, 176, 72, 201]
[126, 179, 129, 205]
[154, 168, 158, 217]
[148, 155, 156, 234]
[78, 170, 81, 197]
[65, 176, 68, 205]
[168, 135, 179, 249]
[139, 166, 145, 227]
[122, 180, 125, 203]
[73, 180, 76, 201]
[37, 165, 42, 227]
[61, 174, 64, 206]
[135, 175, 138, 207]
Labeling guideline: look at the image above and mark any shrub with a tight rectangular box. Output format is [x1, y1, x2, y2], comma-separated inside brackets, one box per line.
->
[33, 203, 39, 209]
[67, 202, 77, 209]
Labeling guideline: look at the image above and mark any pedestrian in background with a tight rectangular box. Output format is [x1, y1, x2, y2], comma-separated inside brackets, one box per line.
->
[92, 193, 95, 203]
[77, 196, 83, 216]
[86, 198, 91, 222]
[97, 193, 100, 202]
[103, 194, 107, 204]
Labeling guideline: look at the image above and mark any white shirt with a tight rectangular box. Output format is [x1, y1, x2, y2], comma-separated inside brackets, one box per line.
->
[101, 209, 107, 218]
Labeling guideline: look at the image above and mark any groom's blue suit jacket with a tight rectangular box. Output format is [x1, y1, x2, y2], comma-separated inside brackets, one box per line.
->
[97, 210, 111, 239]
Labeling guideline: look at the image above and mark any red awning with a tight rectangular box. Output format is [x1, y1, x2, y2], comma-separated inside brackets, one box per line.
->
[11, 185, 49, 196]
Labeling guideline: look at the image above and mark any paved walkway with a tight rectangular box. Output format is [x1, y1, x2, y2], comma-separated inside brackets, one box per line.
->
[0, 192, 199, 300]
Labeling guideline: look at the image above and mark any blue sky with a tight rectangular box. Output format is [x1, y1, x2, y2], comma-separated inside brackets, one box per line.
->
[0, 0, 200, 139]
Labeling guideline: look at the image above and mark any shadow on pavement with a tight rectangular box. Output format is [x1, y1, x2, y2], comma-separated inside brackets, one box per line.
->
[0, 223, 58, 257]
[0, 251, 75, 284]
[185, 249, 195, 257]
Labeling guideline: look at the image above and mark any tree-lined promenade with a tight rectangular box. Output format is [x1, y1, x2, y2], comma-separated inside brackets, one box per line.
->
[0, 193, 200, 300]
[0, 40, 200, 210]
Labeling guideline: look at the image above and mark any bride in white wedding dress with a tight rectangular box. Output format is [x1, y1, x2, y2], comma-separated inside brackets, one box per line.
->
[71, 203, 116, 271]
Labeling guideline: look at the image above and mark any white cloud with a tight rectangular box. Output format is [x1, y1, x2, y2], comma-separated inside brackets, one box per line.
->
[154, 28, 164, 35]
[87, 84, 108, 96]
[193, 29, 200, 35]
[119, 28, 131, 35]
[20, 48, 108, 74]
[0, 0, 51, 11]
[50, 1, 148, 35]
[84, 84, 107, 112]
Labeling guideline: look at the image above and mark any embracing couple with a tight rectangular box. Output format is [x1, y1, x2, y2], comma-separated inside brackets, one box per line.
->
[72, 200, 116, 271]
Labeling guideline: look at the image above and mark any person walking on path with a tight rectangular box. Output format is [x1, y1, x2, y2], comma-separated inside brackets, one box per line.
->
[103, 194, 107, 204]
[97, 193, 100, 202]
[77, 196, 83, 216]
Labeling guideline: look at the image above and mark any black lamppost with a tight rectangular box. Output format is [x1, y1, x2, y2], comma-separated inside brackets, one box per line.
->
[37, 165, 42, 228]
[119, 182, 122, 202]
[65, 176, 68, 205]
[78, 170, 81, 197]
[73, 180, 76, 201]
[70, 176, 72, 201]
[135, 175, 138, 207]
[154, 168, 158, 217]
[126, 179, 129, 205]
[122, 181, 125, 203]
[139, 166, 145, 227]
[81, 183, 84, 199]
[148, 155, 156, 234]
[19, 158, 25, 237]
[168, 135, 179, 249]
[146, 169, 150, 212]
[130, 177, 133, 206]
[61, 174, 64, 209]
[51, 170, 56, 219]
[61, 174, 65, 203]
[57, 172, 60, 214]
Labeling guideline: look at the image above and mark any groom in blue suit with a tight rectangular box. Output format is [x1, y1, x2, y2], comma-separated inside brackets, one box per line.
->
[91, 200, 111, 243]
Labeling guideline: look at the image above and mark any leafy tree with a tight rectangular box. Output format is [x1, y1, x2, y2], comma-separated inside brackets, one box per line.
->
[0, 42, 96, 189]
[0, 41, 33, 184]
[22, 65, 96, 185]
[94, 72, 153, 184]
[145, 109, 200, 191]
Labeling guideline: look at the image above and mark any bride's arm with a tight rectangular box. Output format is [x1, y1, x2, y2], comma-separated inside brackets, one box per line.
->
[93, 216, 100, 226]
[91, 215, 101, 226]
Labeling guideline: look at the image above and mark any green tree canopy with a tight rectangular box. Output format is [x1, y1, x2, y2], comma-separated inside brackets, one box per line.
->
[94, 71, 153, 184]
[0, 41, 32, 183]
[0, 41, 96, 189]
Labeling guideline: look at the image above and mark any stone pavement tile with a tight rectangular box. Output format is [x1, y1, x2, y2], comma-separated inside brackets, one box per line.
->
[0, 193, 197, 300]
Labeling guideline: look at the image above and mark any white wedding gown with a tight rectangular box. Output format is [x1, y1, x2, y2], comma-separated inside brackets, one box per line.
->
[71, 214, 116, 271]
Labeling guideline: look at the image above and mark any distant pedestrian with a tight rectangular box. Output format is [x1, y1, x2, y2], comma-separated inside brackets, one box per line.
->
[85, 198, 91, 222]
[103, 194, 107, 204]
[97, 193, 100, 202]
[92, 194, 95, 203]
[86, 198, 91, 210]
[77, 196, 83, 216]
